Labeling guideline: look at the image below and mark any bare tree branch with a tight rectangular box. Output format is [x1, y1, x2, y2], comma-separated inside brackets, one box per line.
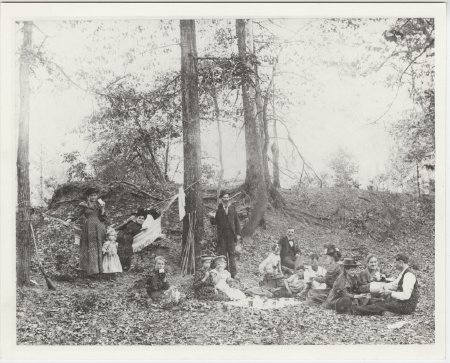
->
[399, 39, 434, 82]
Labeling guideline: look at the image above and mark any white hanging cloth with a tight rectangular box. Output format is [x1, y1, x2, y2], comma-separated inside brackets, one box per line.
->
[133, 216, 162, 252]
[178, 186, 186, 221]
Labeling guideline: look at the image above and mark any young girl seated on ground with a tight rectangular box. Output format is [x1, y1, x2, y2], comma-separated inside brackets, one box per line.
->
[210, 256, 246, 301]
[193, 255, 229, 301]
[102, 228, 123, 276]
[146, 256, 181, 305]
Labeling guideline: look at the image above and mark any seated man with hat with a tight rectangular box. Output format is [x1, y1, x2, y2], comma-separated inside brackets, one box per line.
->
[193, 255, 229, 301]
[323, 257, 369, 313]
[353, 253, 419, 316]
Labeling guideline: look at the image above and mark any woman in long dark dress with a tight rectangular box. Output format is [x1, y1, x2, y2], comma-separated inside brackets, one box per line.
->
[66, 187, 107, 276]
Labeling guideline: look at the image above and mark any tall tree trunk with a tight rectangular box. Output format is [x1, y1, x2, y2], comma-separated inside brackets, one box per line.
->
[180, 20, 204, 271]
[17, 21, 33, 286]
[164, 135, 171, 181]
[236, 19, 268, 237]
[211, 85, 224, 204]
[271, 78, 281, 188]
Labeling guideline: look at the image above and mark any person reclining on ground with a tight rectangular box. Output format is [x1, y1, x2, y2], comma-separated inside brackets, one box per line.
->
[353, 253, 419, 316]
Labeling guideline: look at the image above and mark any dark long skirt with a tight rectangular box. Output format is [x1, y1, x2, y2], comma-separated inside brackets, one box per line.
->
[80, 214, 105, 275]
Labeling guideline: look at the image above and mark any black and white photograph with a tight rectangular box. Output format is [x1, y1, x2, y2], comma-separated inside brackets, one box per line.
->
[0, 2, 446, 360]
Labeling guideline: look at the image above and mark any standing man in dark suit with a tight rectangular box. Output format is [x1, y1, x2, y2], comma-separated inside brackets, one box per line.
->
[212, 191, 241, 278]
[278, 227, 302, 274]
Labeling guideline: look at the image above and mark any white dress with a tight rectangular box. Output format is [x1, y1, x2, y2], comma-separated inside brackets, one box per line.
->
[211, 269, 246, 301]
[102, 241, 123, 273]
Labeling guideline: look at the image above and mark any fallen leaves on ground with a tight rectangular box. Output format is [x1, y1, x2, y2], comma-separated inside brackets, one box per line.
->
[17, 187, 435, 345]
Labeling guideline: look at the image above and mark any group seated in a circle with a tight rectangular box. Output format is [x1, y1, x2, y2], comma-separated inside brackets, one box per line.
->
[191, 240, 419, 316]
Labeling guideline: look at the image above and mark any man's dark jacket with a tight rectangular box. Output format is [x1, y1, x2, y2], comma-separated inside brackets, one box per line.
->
[213, 203, 241, 250]
[278, 236, 301, 266]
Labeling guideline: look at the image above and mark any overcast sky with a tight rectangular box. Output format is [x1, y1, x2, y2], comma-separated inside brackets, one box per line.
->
[18, 18, 421, 202]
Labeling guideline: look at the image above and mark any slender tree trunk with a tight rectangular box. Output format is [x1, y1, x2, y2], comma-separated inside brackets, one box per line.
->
[211, 85, 224, 204]
[236, 19, 268, 237]
[271, 79, 281, 188]
[180, 20, 204, 271]
[17, 21, 33, 287]
[164, 135, 171, 181]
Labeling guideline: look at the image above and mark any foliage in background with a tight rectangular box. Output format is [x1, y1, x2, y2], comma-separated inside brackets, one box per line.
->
[328, 148, 359, 188]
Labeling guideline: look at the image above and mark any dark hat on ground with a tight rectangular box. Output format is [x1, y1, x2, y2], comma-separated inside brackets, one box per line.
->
[85, 187, 100, 196]
[335, 297, 353, 314]
[324, 244, 339, 256]
[219, 190, 230, 199]
[395, 253, 409, 264]
[338, 257, 360, 268]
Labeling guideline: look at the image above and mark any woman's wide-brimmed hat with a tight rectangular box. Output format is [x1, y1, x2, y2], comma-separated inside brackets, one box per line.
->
[338, 257, 360, 268]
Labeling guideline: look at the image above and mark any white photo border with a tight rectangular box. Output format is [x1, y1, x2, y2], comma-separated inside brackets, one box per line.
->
[0, 2, 446, 361]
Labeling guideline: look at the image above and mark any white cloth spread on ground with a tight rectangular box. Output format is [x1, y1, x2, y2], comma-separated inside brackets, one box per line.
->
[178, 186, 185, 221]
[227, 296, 302, 310]
[132, 216, 162, 252]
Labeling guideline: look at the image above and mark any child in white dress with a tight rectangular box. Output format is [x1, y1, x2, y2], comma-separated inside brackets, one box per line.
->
[102, 228, 123, 274]
[210, 256, 246, 301]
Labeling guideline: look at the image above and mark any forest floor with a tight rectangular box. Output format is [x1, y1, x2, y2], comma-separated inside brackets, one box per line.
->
[16, 186, 435, 345]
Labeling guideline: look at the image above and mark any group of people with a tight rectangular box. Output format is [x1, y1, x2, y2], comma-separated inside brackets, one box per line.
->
[204, 191, 420, 316]
[65, 187, 159, 277]
[67, 188, 419, 316]
[190, 223, 419, 316]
